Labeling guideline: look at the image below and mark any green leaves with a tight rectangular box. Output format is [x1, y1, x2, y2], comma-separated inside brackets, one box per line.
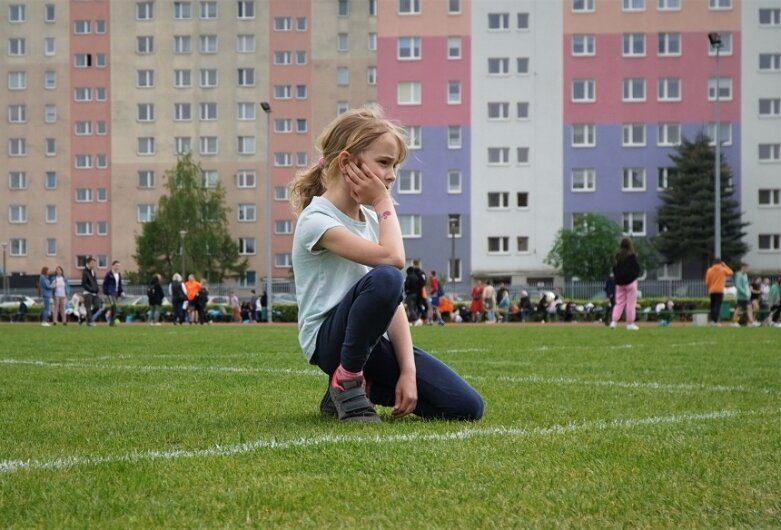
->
[545, 214, 623, 281]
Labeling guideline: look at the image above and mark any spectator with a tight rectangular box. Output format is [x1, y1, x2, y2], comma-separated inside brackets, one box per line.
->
[230, 291, 241, 322]
[704, 258, 733, 326]
[38, 266, 53, 327]
[52, 266, 70, 325]
[604, 272, 616, 327]
[609, 237, 642, 331]
[147, 273, 165, 326]
[184, 274, 202, 324]
[169, 273, 187, 325]
[195, 279, 209, 325]
[469, 280, 484, 323]
[81, 257, 100, 326]
[102, 260, 124, 326]
[731, 263, 758, 327]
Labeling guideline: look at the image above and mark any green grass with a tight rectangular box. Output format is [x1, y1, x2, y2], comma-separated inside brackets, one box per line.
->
[1, 323, 779, 529]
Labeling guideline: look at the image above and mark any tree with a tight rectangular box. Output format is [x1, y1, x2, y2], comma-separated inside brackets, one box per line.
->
[134, 154, 248, 283]
[546, 214, 620, 281]
[656, 133, 748, 272]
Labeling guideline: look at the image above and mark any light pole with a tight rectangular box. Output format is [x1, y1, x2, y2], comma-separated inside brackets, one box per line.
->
[1, 242, 8, 296]
[448, 215, 458, 297]
[260, 101, 273, 323]
[179, 230, 187, 276]
[708, 31, 722, 260]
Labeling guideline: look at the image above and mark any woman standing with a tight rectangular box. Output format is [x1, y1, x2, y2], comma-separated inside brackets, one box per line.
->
[147, 273, 165, 325]
[52, 266, 70, 325]
[609, 237, 642, 331]
[38, 266, 54, 327]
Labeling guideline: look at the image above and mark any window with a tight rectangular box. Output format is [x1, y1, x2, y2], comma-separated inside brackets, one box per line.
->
[399, 215, 422, 238]
[237, 34, 255, 53]
[138, 170, 155, 188]
[296, 51, 306, 64]
[95, 20, 106, 33]
[237, 203, 257, 222]
[488, 58, 510, 75]
[137, 69, 154, 88]
[368, 32, 377, 51]
[296, 85, 307, 99]
[237, 68, 255, 86]
[236, 170, 256, 188]
[274, 85, 292, 99]
[174, 69, 192, 88]
[488, 102, 510, 120]
[572, 34, 595, 56]
[759, 8, 781, 26]
[275, 254, 292, 268]
[44, 70, 57, 89]
[407, 126, 422, 149]
[623, 0, 645, 10]
[75, 188, 92, 202]
[96, 188, 107, 202]
[8, 38, 26, 56]
[274, 153, 292, 167]
[46, 238, 57, 256]
[571, 169, 596, 192]
[74, 20, 90, 33]
[336, 67, 349, 86]
[174, 1, 192, 19]
[200, 35, 218, 54]
[622, 168, 646, 191]
[572, 124, 596, 147]
[8, 71, 26, 90]
[398, 37, 421, 60]
[517, 102, 530, 119]
[517, 237, 530, 252]
[10, 239, 27, 256]
[239, 271, 256, 287]
[137, 103, 155, 122]
[447, 214, 462, 238]
[657, 77, 681, 101]
[274, 119, 291, 133]
[9, 171, 26, 189]
[337, 101, 349, 115]
[137, 36, 154, 54]
[8, 4, 25, 22]
[705, 122, 732, 146]
[623, 33, 645, 56]
[708, 32, 733, 55]
[447, 126, 462, 149]
[8, 104, 26, 123]
[137, 205, 155, 223]
[200, 1, 217, 19]
[572, 79, 596, 102]
[337, 0, 349, 16]
[200, 137, 218, 155]
[200, 69, 218, 88]
[137, 137, 155, 155]
[74, 154, 91, 168]
[275, 186, 289, 201]
[175, 137, 192, 154]
[368, 0, 377, 16]
[237, 1, 255, 19]
[517, 192, 529, 208]
[398, 169, 422, 193]
[758, 143, 781, 161]
[202, 170, 218, 188]
[658, 32, 681, 55]
[237, 136, 255, 155]
[45, 172, 57, 189]
[238, 237, 256, 255]
[397, 82, 422, 105]
[657, 261, 682, 280]
[447, 81, 461, 104]
[367, 66, 377, 86]
[137, 2, 154, 19]
[518, 12, 530, 29]
[622, 123, 646, 146]
[758, 234, 780, 250]
[399, 0, 421, 15]
[657, 123, 681, 146]
[487, 147, 510, 165]
[759, 98, 781, 117]
[237, 102, 255, 120]
[657, 167, 677, 190]
[274, 51, 292, 65]
[9, 205, 26, 224]
[572, 0, 595, 12]
[449, 0, 461, 14]
[622, 212, 646, 235]
[174, 35, 192, 54]
[758, 189, 781, 206]
[45, 138, 56, 156]
[488, 13, 509, 30]
[274, 16, 291, 31]
[708, 77, 732, 100]
[488, 192, 510, 209]
[337, 33, 349, 52]
[623, 78, 646, 101]
[517, 147, 530, 164]
[516, 57, 529, 74]
[44, 4, 55, 22]
[759, 53, 781, 72]
[8, 138, 25, 156]
[448, 37, 461, 59]
[44, 37, 56, 56]
[74, 53, 92, 68]
[96, 221, 108, 236]
[657, 0, 681, 10]
[199, 102, 217, 121]
[488, 237, 510, 254]
[448, 170, 462, 193]
[708, 0, 731, 10]
[174, 103, 192, 121]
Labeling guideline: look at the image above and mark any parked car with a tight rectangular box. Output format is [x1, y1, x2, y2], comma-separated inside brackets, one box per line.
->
[0, 294, 38, 309]
[272, 293, 298, 305]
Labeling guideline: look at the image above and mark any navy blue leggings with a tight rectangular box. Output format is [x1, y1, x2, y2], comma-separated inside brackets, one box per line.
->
[313, 265, 484, 420]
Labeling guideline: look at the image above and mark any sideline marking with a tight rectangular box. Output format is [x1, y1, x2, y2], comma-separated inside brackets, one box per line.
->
[1, 408, 777, 475]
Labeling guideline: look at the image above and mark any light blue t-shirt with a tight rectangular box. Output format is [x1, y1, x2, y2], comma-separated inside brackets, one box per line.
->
[292, 196, 379, 360]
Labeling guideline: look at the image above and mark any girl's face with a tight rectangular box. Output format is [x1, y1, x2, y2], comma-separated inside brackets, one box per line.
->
[356, 132, 400, 190]
[56, 267, 63, 276]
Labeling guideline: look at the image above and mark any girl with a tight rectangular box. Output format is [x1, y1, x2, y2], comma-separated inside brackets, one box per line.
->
[290, 107, 483, 423]
[38, 266, 54, 327]
[609, 237, 642, 331]
[52, 266, 70, 325]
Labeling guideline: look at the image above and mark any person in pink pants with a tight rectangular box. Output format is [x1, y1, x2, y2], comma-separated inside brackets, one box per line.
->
[610, 238, 642, 331]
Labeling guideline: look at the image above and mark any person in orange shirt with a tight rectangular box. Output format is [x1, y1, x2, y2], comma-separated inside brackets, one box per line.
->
[184, 273, 202, 324]
[705, 258, 733, 325]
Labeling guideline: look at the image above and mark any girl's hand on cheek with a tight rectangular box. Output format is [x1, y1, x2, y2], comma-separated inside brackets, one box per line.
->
[344, 161, 388, 206]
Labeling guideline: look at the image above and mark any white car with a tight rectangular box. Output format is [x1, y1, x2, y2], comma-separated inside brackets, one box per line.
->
[0, 294, 38, 309]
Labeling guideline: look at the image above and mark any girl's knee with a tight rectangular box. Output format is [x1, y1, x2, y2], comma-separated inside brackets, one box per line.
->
[369, 265, 404, 298]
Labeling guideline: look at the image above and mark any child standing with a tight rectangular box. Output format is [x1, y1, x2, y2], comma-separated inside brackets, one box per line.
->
[290, 107, 483, 423]
[609, 237, 642, 331]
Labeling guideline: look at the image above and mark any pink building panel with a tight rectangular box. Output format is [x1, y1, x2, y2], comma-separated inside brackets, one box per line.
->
[376, 1, 471, 37]
[563, 32, 741, 124]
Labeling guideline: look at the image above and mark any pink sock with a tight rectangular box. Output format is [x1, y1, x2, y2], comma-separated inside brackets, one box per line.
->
[330, 364, 363, 390]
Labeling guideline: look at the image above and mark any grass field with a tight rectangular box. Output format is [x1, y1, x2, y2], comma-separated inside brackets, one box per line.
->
[1, 322, 779, 529]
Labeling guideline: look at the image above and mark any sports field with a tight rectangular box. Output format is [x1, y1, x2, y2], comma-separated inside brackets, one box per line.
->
[1, 323, 779, 528]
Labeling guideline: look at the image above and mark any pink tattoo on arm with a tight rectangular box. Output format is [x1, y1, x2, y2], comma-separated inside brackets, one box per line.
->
[381, 210, 392, 220]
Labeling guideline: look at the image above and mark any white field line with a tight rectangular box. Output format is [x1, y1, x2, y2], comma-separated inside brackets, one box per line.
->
[2, 358, 778, 395]
[1, 407, 777, 475]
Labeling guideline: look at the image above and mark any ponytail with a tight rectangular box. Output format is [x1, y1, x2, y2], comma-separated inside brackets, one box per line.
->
[289, 163, 327, 215]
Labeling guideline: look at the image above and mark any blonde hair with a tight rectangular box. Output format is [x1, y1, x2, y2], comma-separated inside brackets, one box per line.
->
[289, 106, 408, 215]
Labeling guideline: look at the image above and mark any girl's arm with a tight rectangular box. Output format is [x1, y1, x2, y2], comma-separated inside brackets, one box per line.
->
[385, 304, 418, 417]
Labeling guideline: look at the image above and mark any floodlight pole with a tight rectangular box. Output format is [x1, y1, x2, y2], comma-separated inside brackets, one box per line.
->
[1, 242, 8, 296]
[449, 216, 458, 296]
[261, 102, 273, 323]
[709, 32, 722, 260]
[179, 230, 187, 276]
